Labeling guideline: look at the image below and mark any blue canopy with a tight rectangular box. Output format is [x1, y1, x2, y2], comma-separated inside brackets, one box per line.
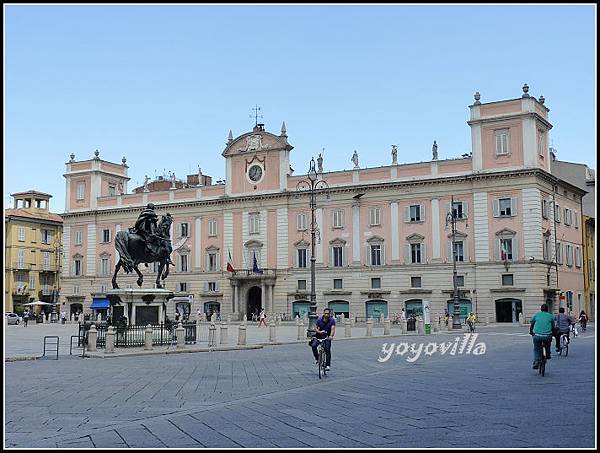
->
[90, 298, 110, 309]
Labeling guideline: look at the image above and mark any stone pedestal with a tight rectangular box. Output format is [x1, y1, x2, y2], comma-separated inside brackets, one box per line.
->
[105, 326, 115, 353]
[238, 324, 247, 345]
[269, 324, 276, 343]
[384, 319, 391, 335]
[366, 318, 373, 336]
[379, 314, 385, 325]
[145, 325, 153, 350]
[220, 322, 228, 345]
[208, 323, 217, 347]
[176, 322, 185, 349]
[87, 325, 97, 352]
[345, 321, 352, 337]
[106, 288, 174, 325]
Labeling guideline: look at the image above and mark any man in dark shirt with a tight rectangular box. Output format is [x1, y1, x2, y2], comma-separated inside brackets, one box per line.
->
[310, 308, 336, 371]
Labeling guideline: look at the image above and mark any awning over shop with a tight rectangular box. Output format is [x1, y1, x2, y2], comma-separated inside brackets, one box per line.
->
[90, 298, 110, 310]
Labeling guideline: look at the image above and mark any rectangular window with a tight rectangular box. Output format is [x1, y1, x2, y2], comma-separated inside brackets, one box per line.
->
[297, 280, 307, 290]
[409, 205, 421, 222]
[564, 208, 571, 226]
[369, 207, 381, 226]
[333, 209, 344, 228]
[249, 213, 260, 234]
[17, 249, 25, 268]
[18, 227, 25, 241]
[297, 248, 307, 268]
[332, 246, 344, 267]
[41, 229, 52, 244]
[371, 277, 381, 289]
[494, 129, 510, 155]
[208, 252, 217, 271]
[574, 212, 579, 228]
[556, 242, 562, 264]
[73, 285, 80, 295]
[542, 199, 549, 219]
[500, 238, 513, 260]
[370, 244, 382, 266]
[208, 219, 218, 237]
[29, 273, 36, 290]
[502, 274, 514, 286]
[43, 252, 51, 270]
[452, 202, 464, 219]
[101, 258, 109, 276]
[566, 245, 573, 267]
[333, 278, 343, 289]
[208, 282, 217, 292]
[543, 237, 550, 261]
[455, 275, 465, 287]
[555, 204, 561, 223]
[180, 255, 188, 272]
[74, 259, 82, 276]
[75, 230, 82, 245]
[411, 276, 421, 288]
[76, 181, 85, 200]
[102, 229, 110, 243]
[297, 213, 307, 231]
[180, 222, 189, 237]
[108, 185, 116, 196]
[499, 198, 512, 216]
[538, 131, 545, 157]
[179, 282, 188, 292]
[575, 247, 581, 268]
[453, 241, 464, 262]
[411, 243, 422, 264]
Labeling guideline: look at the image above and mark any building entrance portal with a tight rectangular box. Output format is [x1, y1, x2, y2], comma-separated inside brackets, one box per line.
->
[247, 286, 262, 319]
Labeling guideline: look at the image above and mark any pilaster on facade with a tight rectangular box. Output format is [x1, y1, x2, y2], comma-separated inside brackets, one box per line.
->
[194, 217, 202, 270]
[316, 208, 323, 264]
[352, 204, 360, 264]
[223, 212, 233, 270]
[431, 198, 441, 261]
[277, 208, 288, 268]
[473, 192, 489, 261]
[86, 225, 97, 275]
[390, 201, 400, 262]
[522, 188, 543, 259]
[62, 226, 71, 276]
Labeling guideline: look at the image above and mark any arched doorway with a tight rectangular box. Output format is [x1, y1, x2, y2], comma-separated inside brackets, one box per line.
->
[328, 300, 350, 319]
[495, 298, 522, 323]
[405, 299, 423, 317]
[366, 300, 388, 319]
[69, 303, 83, 317]
[292, 300, 310, 318]
[247, 286, 262, 319]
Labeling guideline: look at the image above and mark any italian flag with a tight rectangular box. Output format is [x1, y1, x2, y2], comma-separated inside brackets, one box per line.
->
[226, 249, 235, 273]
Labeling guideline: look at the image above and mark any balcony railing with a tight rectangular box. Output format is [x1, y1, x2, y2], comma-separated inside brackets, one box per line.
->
[12, 287, 30, 296]
[12, 262, 32, 271]
[229, 268, 277, 279]
[39, 264, 60, 273]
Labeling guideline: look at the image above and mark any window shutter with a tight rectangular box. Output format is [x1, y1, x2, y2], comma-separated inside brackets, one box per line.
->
[216, 252, 220, 271]
[405, 206, 410, 222]
[463, 240, 469, 262]
[512, 237, 518, 261]
[493, 199, 500, 217]
[405, 244, 411, 263]
[381, 244, 385, 265]
[511, 198, 517, 217]
[421, 204, 426, 221]
[203, 281, 208, 292]
[205, 253, 209, 271]
[422, 243, 427, 263]
[447, 202, 452, 217]
[574, 212, 579, 228]
[366, 245, 371, 265]
[495, 239, 501, 261]
[463, 202, 468, 219]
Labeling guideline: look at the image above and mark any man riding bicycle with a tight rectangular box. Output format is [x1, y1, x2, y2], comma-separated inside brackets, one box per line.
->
[529, 303, 553, 369]
[553, 307, 575, 352]
[309, 308, 336, 372]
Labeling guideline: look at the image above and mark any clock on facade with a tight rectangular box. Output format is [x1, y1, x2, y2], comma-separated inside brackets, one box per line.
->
[248, 164, 263, 183]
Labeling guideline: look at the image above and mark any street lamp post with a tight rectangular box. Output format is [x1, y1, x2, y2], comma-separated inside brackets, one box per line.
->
[296, 158, 329, 337]
[446, 195, 462, 330]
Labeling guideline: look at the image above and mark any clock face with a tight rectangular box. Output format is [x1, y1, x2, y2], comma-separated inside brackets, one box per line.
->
[248, 164, 263, 182]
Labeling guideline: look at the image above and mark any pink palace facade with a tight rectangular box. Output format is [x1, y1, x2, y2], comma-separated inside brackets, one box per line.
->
[59, 87, 586, 323]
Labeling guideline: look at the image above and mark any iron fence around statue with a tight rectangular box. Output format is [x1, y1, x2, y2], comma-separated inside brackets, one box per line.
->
[78, 321, 198, 348]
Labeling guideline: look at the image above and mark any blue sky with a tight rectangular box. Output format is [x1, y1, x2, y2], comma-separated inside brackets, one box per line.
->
[5, 4, 596, 212]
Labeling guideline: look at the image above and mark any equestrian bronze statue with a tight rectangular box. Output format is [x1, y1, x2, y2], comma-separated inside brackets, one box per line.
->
[112, 203, 175, 289]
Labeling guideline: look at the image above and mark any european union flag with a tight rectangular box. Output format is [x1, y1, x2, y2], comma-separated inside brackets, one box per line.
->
[253, 251, 263, 274]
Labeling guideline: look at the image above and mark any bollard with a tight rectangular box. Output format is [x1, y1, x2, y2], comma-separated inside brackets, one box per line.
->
[417, 317, 424, 335]
[379, 313, 384, 325]
[297, 319, 305, 341]
[345, 318, 352, 337]
[484, 313, 490, 325]
[87, 325, 97, 352]
[434, 314, 440, 332]
[269, 323, 276, 343]
[196, 321, 202, 345]
[275, 314, 281, 326]
[350, 313, 355, 327]
[144, 324, 153, 350]
[174, 322, 184, 349]
[105, 326, 115, 353]
[220, 322, 228, 345]
[384, 318, 391, 335]
[238, 323, 247, 345]
[78, 313, 84, 324]
[366, 318, 373, 336]
[208, 323, 217, 347]
[401, 320, 407, 335]
[243, 314, 247, 325]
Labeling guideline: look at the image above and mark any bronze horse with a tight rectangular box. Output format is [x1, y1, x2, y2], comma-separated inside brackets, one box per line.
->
[112, 214, 173, 289]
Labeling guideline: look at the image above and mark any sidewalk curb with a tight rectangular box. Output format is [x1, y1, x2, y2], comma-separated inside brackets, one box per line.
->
[84, 344, 263, 359]
[5, 356, 39, 362]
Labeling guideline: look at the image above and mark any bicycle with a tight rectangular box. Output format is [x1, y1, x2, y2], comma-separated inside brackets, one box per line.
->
[571, 323, 578, 338]
[314, 337, 328, 379]
[538, 337, 550, 376]
[558, 332, 569, 357]
[467, 320, 476, 333]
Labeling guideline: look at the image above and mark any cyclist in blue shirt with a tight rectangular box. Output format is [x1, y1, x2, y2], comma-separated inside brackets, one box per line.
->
[529, 303, 554, 369]
[310, 308, 336, 371]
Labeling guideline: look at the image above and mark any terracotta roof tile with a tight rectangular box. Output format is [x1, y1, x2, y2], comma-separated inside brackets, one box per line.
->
[4, 208, 63, 223]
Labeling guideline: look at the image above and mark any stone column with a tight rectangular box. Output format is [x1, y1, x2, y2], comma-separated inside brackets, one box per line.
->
[176, 322, 185, 349]
[238, 323, 247, 345]
[208, 322, 217, 347]
[220, 321, 228, 345]
[145, 324, 153, 350]
[298, 319, 305, 340]
[87, 325, 97, 352]
[384, 318, 391, 335]
[231, 282, 237, 314]
[262, 282, 267, 313]
[105, 326, 115, 353]
[235, 284, 240, 316]
[366, 318, 373, 336]
[269, 323, 276, 343]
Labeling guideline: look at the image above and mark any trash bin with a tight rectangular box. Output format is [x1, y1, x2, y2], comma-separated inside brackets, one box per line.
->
[425, 324, 431, 334]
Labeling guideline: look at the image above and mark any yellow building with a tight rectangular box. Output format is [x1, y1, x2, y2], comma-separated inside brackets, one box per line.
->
[4, 191, 63, 315]
[583, 215, 595, 319]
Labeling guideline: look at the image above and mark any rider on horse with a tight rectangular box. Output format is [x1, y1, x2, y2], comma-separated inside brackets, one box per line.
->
[131, 203, 174, 265]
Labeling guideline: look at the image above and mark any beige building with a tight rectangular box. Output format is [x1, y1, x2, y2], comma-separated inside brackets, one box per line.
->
[59, 86, 586, 324]
[4, 191, 63, 314]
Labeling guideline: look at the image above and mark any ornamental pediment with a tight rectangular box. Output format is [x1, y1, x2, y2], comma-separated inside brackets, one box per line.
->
[446, 230, 468, 239]
[406, 233, 425, 242]
[495, 228, 517, 236]
[222, 130, 292, 157]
